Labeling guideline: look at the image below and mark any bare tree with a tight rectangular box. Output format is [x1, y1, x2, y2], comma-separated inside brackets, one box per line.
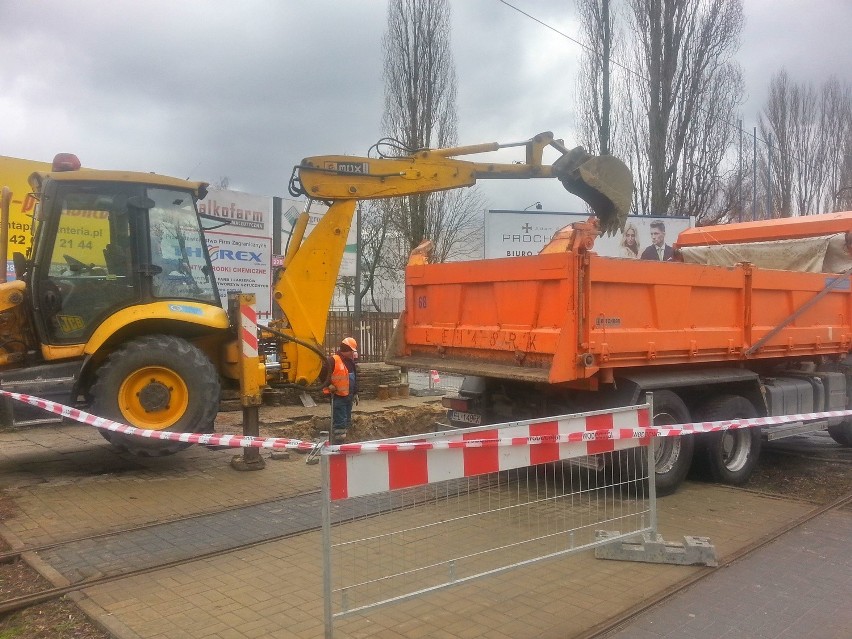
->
[839, 126, 852, 211]
[576, 0, 618, 156]
[702, 161, 754, 225]
[578, 0, 746, 217]
[822, 77, 852, 212]
[671, 65, 743, 217]
[379, 0, 481, 263]
[358, 201, 395, 311]
[759, 71, 795, 217]
[629, 0, 744, 216]
[759, 72, 852, 216]
[424, 188, 484, 263]
[791, 82, 823, 215]
[335, 275, 356, 311]
[383, 0, 456, 153]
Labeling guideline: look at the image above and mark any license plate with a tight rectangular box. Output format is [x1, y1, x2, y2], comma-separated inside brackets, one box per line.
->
[449, 410, 482, 425]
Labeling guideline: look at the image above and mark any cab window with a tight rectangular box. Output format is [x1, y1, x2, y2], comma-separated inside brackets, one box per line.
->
[147, 188, 217, 303]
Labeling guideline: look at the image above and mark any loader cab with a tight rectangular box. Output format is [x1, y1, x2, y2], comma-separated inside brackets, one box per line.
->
[26, 167, 219, 346]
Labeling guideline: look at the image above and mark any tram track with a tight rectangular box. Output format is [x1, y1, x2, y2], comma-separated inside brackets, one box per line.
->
[1, 461, 847, 629]
[0, 490, 320, 566]
[0, 473, 487, 619]
[581, 491, 852, 639]
[0, 487, 325, 618]
[0, 514, 323, 618]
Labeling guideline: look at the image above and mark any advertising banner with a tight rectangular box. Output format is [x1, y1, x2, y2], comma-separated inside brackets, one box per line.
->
[1, 156, 116, 279]
[200, 189, 274, 321]
[1, 155, 52, 280]
[484, 210, 694, 260]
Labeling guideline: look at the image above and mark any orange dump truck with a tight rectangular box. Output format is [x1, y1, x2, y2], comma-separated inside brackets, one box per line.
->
[387, 212, 852, 494]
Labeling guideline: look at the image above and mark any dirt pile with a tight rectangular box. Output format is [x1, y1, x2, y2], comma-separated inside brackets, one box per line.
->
[259, 404, 446, 443]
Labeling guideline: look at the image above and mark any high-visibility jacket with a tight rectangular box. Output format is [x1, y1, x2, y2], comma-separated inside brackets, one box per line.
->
[323, 354, 350, 397]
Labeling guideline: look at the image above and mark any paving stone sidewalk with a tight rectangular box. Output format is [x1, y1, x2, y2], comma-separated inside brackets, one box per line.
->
[2, 398, 846, 638]
[69, 484, 816, 639]
[604, 506, 852, 639]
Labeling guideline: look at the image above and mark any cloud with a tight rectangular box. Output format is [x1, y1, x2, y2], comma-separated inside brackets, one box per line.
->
[738, 0, 852, 128]
[0, 0, 848, 213]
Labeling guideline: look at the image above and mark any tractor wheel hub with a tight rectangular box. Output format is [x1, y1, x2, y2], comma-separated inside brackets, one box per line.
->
[137, 380, 171, 412]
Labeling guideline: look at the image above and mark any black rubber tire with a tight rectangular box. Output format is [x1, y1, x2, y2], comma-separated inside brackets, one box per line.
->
[827, 421, 852, 447]
[91, 335, 220, 456]
[692, 394, 762, 485]
[647, 390, 695, 497]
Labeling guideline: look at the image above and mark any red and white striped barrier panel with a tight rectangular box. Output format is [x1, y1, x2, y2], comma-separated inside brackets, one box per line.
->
[328, 406, 852, 499]
[240, 303, 259, 359]
[329, 405, 650, 500]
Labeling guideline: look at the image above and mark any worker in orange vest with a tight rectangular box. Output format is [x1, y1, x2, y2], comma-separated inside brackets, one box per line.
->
[323, 337, 358, 442]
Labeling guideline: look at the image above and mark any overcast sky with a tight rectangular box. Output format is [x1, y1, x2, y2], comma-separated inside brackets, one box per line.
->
[2, 0, 850, 213]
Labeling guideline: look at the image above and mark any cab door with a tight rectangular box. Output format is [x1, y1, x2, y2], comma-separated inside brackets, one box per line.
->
[31, 183, 140, 345]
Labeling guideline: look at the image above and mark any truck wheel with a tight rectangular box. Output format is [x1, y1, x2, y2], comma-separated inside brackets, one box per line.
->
[693, 394, 761, 485]
[91, 335, 220, 456]
[647, 390, 694, 496]
[827, 421, 852, 446]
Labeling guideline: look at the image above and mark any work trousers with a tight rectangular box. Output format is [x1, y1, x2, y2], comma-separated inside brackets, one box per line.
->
[331, 394, 352, 431]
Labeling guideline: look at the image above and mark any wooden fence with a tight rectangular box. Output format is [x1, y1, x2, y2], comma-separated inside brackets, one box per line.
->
[324, 311, 399, 363]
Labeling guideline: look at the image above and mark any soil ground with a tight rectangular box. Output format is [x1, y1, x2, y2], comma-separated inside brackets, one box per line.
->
[0, 406, 849, 638]
[746, 433, 852, 504]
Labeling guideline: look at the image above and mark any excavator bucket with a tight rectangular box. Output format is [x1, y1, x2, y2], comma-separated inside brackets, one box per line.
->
[552, 147, 633, 236]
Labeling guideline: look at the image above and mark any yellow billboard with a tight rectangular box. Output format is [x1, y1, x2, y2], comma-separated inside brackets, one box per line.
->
[1, 155, 110, 278]
[0, 155, 51, 273]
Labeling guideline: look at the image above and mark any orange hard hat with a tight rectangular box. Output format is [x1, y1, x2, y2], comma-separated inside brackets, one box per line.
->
[341, 337, 358, 351]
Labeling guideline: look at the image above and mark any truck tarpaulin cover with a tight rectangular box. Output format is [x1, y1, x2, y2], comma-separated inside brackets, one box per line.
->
[680, 233, 852, 274]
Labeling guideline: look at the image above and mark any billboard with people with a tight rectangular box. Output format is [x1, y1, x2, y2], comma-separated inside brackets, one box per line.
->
[484, 210, 693, 260]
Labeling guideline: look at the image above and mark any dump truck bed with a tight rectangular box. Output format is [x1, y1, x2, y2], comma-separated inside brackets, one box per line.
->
[387, 251, 852, 385]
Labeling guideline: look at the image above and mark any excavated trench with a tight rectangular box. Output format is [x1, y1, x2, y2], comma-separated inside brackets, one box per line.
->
[257, 403, 447, 443]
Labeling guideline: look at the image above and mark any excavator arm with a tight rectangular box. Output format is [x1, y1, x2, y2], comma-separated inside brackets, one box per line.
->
[290, 132, 631, 220]
[267, 132, 632, 388]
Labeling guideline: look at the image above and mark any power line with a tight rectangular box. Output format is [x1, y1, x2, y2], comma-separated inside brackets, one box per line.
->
[496, 0, 647, 82]
[495, 0, 812, 176]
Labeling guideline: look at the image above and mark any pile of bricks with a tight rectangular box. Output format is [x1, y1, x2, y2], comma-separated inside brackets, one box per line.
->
[354, 363, 403, 399]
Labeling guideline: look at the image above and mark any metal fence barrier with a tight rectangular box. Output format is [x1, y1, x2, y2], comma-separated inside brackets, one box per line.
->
[324, 310, 398, 363]
[320, 403, 655, 638]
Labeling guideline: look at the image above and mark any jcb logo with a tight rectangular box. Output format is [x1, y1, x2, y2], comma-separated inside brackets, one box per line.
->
[325, 161, 369, 175]
[57, 315, 85, 333]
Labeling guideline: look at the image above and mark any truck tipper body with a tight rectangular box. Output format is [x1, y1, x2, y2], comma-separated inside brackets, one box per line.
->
[387, 212, 852, 494]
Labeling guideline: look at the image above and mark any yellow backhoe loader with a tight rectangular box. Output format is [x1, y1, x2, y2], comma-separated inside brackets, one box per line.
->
[0, 134, 630, 456]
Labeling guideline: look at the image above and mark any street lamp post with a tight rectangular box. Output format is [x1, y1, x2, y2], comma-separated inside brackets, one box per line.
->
[524, 202, 542, 211]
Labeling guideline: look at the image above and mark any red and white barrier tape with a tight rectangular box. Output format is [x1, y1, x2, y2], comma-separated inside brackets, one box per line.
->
[0, 390, 315, 451]
[336, 408, 852, 454]
[1, 389, 848, 455]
